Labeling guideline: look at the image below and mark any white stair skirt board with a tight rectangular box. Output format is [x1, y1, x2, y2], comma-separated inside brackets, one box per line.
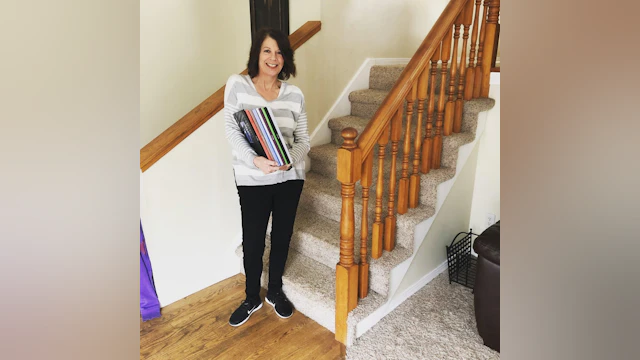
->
[309, 58, 410, 149]
[356, 260, 448, 338]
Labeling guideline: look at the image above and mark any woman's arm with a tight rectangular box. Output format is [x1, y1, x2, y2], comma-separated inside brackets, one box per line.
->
[288, 93, 311, 165]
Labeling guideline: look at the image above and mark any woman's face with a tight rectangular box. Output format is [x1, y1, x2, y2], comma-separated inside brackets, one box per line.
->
[258, 36, 284, 78]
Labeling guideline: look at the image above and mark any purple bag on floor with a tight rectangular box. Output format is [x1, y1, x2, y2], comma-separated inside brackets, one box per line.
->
[140, 222, 161, 321]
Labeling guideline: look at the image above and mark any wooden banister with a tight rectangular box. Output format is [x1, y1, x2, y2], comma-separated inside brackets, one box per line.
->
[355, 0, 469, 160]
[140, 21, 322, 172]
[334, 0, 503, 345]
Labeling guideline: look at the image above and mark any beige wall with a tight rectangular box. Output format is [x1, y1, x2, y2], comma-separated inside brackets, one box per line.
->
[290, 0, 322, 31]
[288, 0, 448, 135]
[140, 0, 250, 146]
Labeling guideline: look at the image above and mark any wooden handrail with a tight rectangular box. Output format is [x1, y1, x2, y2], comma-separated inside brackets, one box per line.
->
[140, 21, 322, 172]
[355, 0, 467, 160]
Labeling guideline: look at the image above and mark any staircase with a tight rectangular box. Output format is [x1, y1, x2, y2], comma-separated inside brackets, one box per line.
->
[237, 64, 495, 345]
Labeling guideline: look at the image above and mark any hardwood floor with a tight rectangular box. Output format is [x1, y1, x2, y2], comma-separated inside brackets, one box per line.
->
[140, 274, 344, 360]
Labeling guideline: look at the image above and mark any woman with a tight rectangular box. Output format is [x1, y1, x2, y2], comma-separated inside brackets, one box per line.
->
[224, 28, 310, 327]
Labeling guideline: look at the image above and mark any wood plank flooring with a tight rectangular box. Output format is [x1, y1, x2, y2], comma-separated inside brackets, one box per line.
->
[140, 274, 344, 360]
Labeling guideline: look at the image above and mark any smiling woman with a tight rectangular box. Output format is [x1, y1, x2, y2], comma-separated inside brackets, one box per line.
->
[223, 28, 310, 328]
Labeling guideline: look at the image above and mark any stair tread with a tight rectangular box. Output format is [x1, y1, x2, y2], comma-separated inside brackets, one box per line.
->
[349, 89, 390, 104]
[349, 89, 494, 112]
[328, 115, 369, 131]
[310, 136, 475, 166]
[292, 209, 414, 276]
[303, 171, 436, 238]
[371, 64, 406, 69]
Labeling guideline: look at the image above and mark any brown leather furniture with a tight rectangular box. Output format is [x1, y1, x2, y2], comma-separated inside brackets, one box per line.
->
[473, 221, 500, 352]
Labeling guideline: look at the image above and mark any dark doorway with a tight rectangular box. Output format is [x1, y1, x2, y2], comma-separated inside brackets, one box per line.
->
[249, 0, 289, 43]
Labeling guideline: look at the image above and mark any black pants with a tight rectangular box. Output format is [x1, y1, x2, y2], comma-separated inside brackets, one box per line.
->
[237, 180, 304, 301]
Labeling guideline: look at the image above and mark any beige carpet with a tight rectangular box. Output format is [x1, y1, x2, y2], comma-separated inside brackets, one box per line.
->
[346, 272, 500, 360]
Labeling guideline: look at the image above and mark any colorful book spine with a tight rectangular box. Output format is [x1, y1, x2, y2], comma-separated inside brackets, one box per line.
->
[261, 108, 290, 165]
[244, 109, 273, 162]
[265, 107, 293, 165]
[253, 108, 283, 166]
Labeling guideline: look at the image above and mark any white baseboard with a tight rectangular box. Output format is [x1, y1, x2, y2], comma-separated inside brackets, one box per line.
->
[355, 260, 448, 338]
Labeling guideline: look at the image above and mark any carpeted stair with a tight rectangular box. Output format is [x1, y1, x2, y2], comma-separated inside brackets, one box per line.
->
[237, 64, 495, 345]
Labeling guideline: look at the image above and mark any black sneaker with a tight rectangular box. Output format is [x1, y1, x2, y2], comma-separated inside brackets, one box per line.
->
[229, 297, 262, 327]
[265, 290, 294, 319]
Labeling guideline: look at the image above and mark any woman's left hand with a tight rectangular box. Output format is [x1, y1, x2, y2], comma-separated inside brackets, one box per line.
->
[278, 164, 291, 171]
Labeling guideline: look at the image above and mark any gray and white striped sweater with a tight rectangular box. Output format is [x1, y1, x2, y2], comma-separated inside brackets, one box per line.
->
[224, 74, 310, 186]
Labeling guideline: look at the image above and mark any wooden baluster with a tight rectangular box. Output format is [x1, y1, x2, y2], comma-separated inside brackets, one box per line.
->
[372, 123, 390, 260]
[409, 67, 429, 208]
[335, 128, 362, 344]
[384, 108, 403, 252]
[432, 28, 453, 169]
[359, 152, 373, 299]
[473, 0, 490, 98]
[445, 19, 462, 136]
[397, 82, 417, 215]
[420, 47, 440, 174]
[480, 0, 500, 97]
[464, 0, 483, 100]
[454, 0, 474, 133]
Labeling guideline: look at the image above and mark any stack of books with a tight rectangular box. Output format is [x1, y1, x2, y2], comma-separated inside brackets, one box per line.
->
[233, 107, 293, 166]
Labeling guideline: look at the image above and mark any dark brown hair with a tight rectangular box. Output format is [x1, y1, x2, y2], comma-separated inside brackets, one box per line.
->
[247, 28, 296, 81]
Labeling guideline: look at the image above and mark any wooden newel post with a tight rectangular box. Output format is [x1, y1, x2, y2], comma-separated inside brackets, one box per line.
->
[480, 0, 500, 97]
[335, 128, 361, 344]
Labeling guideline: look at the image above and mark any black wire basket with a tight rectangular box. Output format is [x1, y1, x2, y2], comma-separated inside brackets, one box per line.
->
[446, 229, 479, 290]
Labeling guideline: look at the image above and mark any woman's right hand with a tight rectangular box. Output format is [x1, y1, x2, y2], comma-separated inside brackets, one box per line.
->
[253, 156, 280, 175]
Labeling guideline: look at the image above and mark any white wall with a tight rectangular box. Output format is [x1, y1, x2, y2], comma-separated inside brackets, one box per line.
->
[140, 0, 251, 147]
[393, 143, 480, 297]
[140, 112, 242, 307]
[286, 0, 449, 136]
[290, 0, 321, 31]
[469, 76, 500, 234]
